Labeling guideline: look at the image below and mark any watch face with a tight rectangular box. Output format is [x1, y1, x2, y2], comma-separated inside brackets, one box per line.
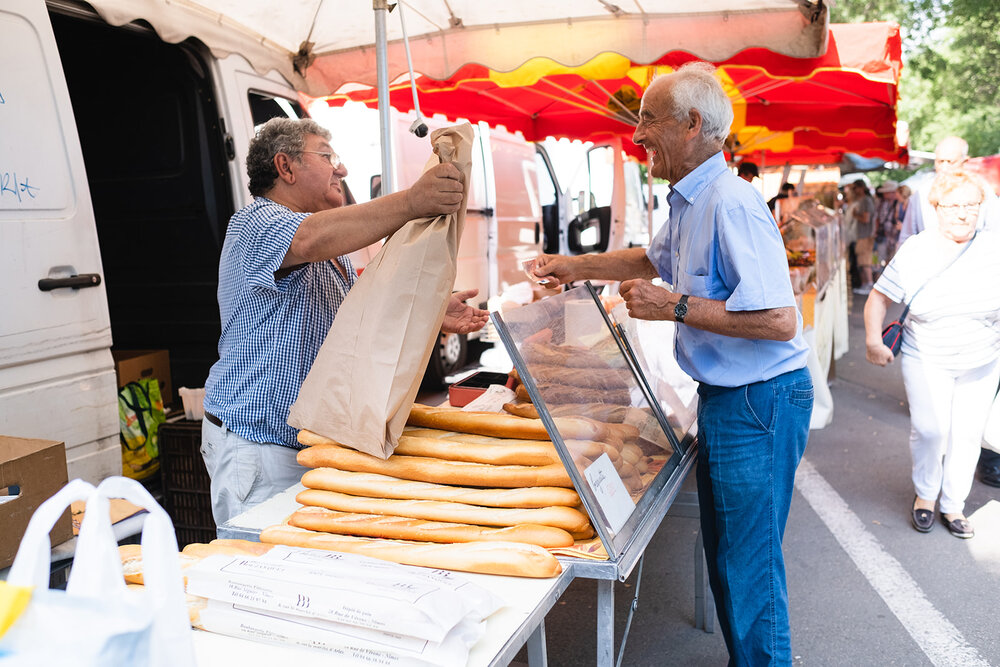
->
[674, 302, 688, 320]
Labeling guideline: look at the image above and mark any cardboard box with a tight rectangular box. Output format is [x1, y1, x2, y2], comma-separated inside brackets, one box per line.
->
[112, 349, 172, 406]
[0, 436, 73, 569]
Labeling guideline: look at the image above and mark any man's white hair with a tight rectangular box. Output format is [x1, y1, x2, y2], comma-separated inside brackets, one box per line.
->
[666, 62, 734, 143]
[935, 135, 969, 159]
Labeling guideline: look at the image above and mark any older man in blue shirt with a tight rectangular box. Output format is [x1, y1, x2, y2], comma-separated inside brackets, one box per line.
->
[535, 62, 813, 666]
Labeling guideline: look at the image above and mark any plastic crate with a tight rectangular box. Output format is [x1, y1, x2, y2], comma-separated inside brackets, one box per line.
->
[157, 419, 216, 547]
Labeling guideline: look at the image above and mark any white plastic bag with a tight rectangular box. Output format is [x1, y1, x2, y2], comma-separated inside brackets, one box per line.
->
[0, 477, 195, 667]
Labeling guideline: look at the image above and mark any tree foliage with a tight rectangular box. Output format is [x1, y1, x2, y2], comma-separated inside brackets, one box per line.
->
[830, 0, 1000, 156]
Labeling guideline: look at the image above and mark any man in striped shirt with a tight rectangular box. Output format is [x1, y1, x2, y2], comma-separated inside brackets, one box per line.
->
[202, 118, 487, 525]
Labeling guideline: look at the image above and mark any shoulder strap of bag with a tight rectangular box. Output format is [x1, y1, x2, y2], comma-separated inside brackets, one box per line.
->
[897, 231, 977, 323]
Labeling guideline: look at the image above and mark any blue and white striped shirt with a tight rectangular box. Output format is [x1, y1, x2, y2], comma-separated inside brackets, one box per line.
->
[204, 197, 357, 448]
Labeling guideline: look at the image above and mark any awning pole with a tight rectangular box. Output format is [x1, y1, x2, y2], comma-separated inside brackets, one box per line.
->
[374, 0, 394, 195]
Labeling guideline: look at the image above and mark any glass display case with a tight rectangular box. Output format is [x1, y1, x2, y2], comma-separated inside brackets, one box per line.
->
[492, 283, 697, 570]
[776, 195, 839, 297]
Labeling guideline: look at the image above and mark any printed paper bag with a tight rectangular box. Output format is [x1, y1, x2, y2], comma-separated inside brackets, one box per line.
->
[287, 123, 473, 458]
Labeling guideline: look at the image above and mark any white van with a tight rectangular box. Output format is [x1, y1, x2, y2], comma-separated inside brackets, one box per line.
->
[1, 1, 650, 482]
[1, 1, 309, 482]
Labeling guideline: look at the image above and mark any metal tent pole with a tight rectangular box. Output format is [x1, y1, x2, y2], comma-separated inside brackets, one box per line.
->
[373, 0, 394, 195]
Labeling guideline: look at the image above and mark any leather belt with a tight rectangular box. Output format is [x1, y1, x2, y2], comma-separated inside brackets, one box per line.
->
[204, 411, 224, 428]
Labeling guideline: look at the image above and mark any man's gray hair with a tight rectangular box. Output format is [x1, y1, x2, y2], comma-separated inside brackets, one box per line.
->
[247, 117, 331, 197]
[667, 62, 734, 144]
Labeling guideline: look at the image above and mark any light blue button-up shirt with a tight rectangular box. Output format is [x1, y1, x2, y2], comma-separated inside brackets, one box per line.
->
[646, 152, 809, 387]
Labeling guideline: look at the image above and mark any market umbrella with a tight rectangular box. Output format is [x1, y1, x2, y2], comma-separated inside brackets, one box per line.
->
[80, 1, 830, 184]
[323, 22, 902, 165]
[81, 0, 830, 96]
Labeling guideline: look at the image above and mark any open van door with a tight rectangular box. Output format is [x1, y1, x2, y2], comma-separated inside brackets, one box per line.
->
[0, 1, 117, 481]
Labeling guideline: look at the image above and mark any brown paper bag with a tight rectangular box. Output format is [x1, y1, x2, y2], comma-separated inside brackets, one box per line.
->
[287, 123, 474, 458]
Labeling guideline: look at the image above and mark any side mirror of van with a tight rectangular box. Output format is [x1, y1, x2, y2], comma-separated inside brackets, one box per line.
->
[370, 175, 382, 200]
[652, 194, 660, 210]
[567, 206, 611, 255]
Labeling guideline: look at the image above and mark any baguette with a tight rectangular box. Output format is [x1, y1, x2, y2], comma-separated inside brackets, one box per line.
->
[521, 341, 612, 369]
[118, 543, 252, 585]
[288, 506, 575, 548]
[301, 429, 562, 465]
[301, 468, 581, 508]
[260, 525, 562, 578]
[516, 382, 631, 406]
[297, 488, 592, 533]
[527, 363, 631, 390]
[408, 403, 606, 441]
[395, 435, 561, 466]
[298, 444, 575, 488]
[411, 430, 512, 445]
[503, 402, 630, 424]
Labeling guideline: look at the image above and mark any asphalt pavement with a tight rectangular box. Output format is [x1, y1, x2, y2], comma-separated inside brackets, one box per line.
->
[426, 291, 1000, 666]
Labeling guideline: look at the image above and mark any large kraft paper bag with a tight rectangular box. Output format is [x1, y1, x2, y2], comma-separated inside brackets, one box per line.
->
[287, 123, 473, 458]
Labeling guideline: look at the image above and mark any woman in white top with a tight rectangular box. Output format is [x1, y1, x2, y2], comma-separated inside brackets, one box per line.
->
[863, 170, 1000, 539]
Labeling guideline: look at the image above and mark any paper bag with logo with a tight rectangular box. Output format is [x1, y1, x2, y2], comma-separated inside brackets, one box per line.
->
[287, 123, 473, 458]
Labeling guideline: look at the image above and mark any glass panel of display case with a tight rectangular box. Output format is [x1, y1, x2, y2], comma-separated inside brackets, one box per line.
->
[491, 283, 685, 558]
[604, 306, 698, 447]
[778, 196, 838, 296]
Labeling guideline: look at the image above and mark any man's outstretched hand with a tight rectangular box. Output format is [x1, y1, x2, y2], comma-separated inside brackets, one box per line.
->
[442, 289, 489, 334]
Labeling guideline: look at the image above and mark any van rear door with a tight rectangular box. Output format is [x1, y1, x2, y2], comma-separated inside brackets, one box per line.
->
[0, 1, 117, 481]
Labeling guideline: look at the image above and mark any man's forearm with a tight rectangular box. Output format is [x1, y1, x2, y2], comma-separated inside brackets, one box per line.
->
[291, 192, 414, 263]
[681, 298, 798, 341]
[575, 248, 659, 282]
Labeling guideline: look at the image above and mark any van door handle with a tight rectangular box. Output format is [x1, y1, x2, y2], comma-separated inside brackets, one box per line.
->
[535, 222, 541, 244]
[466, 207, 494, 217]
[38, 273, 102, 291]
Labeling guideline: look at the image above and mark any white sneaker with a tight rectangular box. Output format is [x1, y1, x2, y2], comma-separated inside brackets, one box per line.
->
[853, 284, 872, 295]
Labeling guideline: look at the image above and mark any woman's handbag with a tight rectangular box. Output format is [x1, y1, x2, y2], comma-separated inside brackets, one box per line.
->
[881, 317, 906, 356]
[880, 232, 977, 356]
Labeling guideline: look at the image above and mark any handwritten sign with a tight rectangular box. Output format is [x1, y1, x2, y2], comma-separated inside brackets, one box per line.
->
[0, 15, 72, 212]
[0, 170, 40, 202]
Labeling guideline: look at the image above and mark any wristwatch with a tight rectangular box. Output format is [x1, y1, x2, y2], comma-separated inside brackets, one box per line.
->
[674, 294, 690, 323]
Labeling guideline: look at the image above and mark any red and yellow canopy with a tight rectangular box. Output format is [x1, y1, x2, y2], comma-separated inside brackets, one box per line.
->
[323, 22, 903, 165]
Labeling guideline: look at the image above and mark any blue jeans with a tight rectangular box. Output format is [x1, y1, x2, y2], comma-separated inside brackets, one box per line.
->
[696, 367, 813, 666]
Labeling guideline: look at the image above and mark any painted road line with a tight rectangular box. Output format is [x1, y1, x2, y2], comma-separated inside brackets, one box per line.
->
[795, 457, 989, 667]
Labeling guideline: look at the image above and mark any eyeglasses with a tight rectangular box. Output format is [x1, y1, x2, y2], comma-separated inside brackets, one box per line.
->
[301, 150, 342, 169]
[936, 203, 980, 215]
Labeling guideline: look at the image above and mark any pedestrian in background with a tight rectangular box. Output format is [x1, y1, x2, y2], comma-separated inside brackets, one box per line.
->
[875, 180, 902, 266]
[863, 170, 1000, 539]
[737, 161, 759, 183]
[851, 180, 877, 294]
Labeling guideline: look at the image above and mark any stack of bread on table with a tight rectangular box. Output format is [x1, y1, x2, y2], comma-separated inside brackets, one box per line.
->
[253, 400, 659, 578]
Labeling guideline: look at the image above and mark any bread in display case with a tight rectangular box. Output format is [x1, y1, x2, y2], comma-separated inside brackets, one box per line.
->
[491, 283, 691, 561]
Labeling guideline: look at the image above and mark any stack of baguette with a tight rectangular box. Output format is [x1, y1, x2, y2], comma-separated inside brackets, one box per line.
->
[257, 404, 653, 577]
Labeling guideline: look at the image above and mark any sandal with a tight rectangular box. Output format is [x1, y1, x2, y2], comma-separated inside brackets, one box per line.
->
[941, 515, 974, 539]
[911, 496, 934, 533]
